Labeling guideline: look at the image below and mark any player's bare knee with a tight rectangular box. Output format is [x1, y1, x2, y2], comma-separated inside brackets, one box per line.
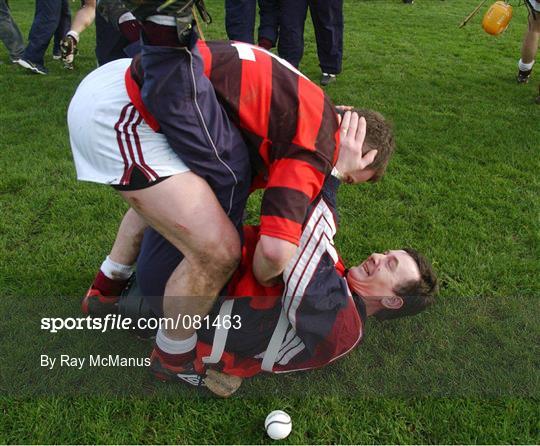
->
[200, 235, 241, 279]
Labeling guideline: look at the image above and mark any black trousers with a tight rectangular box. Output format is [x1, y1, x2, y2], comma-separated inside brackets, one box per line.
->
[278, 0, 343, 74]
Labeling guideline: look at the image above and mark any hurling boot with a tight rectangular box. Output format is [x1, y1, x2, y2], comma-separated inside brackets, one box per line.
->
[60, 34, 78, 70]
[149, 347, 206, 387]
[81, 271, 129, 316]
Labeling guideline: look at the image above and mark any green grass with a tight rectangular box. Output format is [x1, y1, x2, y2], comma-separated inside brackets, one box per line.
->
[1, 0, 539, 443]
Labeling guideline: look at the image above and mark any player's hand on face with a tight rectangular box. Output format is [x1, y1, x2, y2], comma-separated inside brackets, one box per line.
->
[338, 112, 377, 182]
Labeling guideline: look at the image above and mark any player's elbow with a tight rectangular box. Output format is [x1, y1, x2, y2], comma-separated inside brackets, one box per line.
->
[260, 236, 296, 268]
[253, 236, 297, 286]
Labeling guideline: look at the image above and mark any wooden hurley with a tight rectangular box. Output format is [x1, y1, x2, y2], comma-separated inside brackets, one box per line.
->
[459, 0, 489, 28]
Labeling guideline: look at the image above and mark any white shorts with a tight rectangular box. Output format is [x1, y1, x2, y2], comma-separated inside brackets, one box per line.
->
[68, 58, 190, 188]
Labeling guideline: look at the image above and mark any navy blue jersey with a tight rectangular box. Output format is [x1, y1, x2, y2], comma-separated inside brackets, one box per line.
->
[195, 177, 366, 376]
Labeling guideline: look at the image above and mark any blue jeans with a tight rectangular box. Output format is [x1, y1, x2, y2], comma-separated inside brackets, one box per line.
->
[23, 0, 71, 65]
[0, 0, 24, 60]
[53, 0, 71, 55]
[225, 0, 279, 45]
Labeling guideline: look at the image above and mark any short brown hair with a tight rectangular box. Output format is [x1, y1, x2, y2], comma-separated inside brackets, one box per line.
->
[335, 108, 396, 181]
[375, 248, 438, 321]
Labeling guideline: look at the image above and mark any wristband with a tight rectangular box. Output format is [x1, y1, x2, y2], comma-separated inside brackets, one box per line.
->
[331, 167, 345, 181]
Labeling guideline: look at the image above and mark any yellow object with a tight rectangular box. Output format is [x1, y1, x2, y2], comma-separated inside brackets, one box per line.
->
[482, 1, 513, 36]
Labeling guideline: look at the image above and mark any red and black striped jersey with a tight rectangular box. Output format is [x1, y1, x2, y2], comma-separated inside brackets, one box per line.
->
[126, 40, 340, 246]
[196, 41, 340, 245]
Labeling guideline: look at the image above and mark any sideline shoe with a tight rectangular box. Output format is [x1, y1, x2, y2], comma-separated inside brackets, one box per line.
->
[52, 51, 61, 60]
[81, 287, 120, 316]
[60, 35, 78, 69]
[517, 69, 532, 84]
[320, 72, 337, 86]
[149, 348, 206, 387]
[17, 58, 48, 75]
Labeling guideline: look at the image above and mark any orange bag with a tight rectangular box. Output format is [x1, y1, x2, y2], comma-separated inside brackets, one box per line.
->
[482, 1, 513, 36]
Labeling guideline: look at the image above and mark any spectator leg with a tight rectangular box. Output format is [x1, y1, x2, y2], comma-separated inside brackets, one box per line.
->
[309, 0, 343, 75]
[257, 0, 280, 47]
[225, 0, 256, 43]
[0, 0, 24, 61]
[277, 0, 308, 68]
[53, 0, 71, 55]
[23, 0, 62, 66]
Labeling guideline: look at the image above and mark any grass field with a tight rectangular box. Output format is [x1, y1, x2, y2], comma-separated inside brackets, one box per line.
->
[1, 0, 539, 443]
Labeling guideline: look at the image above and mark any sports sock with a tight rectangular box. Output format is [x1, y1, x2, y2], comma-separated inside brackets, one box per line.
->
[92, 270, 128, 297]
[100, 255, 135, 281]
[518, 59, 534, 72]
[66, 30, 80, 43]
[155, 330, 197, 365]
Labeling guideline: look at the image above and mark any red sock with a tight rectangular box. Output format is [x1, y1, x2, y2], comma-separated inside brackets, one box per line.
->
[92, 270, 128, 297]
[153, 345, 195, 366]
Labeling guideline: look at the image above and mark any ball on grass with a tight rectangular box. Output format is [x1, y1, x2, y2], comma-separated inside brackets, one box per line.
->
[265, 410, 292, 440]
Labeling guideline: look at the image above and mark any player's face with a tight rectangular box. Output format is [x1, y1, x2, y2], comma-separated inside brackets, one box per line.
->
[347, 250, 420, 297]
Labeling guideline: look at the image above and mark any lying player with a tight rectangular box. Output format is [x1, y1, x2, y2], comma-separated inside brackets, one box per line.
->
[119, 174, 438, 395]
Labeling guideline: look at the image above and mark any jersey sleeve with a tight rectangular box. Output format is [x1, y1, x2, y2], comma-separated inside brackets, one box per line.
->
[259, 151, 332, 245]
[259, 76, 340, 245]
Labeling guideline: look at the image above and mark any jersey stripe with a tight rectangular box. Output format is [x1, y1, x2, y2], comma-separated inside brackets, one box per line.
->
[316, 96, 341, 164]
[259, 215, 303, 245]
[292, 76, 325, 151]
[238, 50, 273, 140]
[269, 143, 330, 173]
[267, 158, 326, 201]
[207, 43, 242, 123]
[268, 57, 299, 144]
[261, 187, 311, 223]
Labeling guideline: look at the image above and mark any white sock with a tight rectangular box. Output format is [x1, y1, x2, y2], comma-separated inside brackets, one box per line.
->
[518, 59, 534, 72]
[100, 255, 135, 281]
[156, 329, 197, 354]
[67, 30, 80, 42]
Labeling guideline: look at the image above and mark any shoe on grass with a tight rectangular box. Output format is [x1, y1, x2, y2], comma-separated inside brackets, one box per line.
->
[149, 348, 206, 387]
[17, 58, 48, 75]
[320, 72, 337, 86]
[517, 69, 532, 84]
[60, 35, 78, 69]
[81, 287, 120, 316]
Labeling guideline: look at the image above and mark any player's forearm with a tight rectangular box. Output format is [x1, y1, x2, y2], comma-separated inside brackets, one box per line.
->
[252, 236, 297, 287]
[72, 0, 96, 34]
